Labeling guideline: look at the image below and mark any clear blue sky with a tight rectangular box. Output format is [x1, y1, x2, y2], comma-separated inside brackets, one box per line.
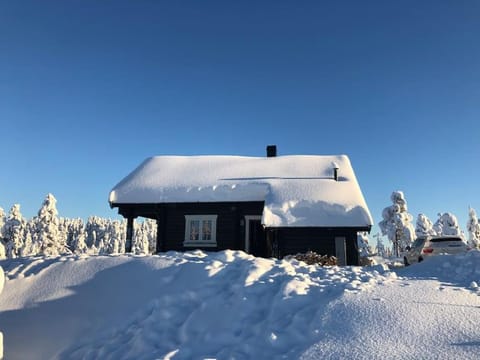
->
[1, 1, 479, 240]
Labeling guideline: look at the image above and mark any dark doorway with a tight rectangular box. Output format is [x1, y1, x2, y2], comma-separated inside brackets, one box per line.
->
[249, 220, 268, 257]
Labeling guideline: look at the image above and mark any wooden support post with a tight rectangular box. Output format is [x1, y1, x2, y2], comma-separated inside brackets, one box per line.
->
[126, 217, 134, 253]
[273, 229, 280, 259]
[155, 207, 166, 253]
[156, 217, 162, 253]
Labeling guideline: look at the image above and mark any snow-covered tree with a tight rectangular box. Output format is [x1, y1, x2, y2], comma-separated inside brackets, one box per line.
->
[34, 193, 69, 256]
[58, 218, 69, 252]
[109, 220, 126, 254]
[372, 233, 388, 258]
[20, 223, 36, 257]
[0, 207, 6, 243]
[88, 243, 98, 255]
[109, 220, 124, 254]
[0, 195, 156, 257]
[443, 213, 461, 236]
[4, 204, 25, 258]
[376, 236, 388, 258]
[85, 216, 110, 250]
[434, 212, 461, 236]
[466, 207, 480, 249]
[415, 213, 436, 237]
[379, 191, 415, 256]
[357, 232, 373, 258]
[64, 218, 84, 252]
[144, 218, 157, 253]
[133, 222, 149, 255]
[101, 220, 123, 254]
[432, 213, 443, 235]
[97, 234, 106, 255]
[71, 227, 88, 254]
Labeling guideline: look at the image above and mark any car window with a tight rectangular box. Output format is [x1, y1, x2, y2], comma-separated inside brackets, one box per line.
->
[412, 238, 425, 248]
[430, 237, 462, 243]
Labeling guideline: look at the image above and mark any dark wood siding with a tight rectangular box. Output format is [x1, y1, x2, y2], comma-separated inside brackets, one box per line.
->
[163, 202, 264, 251]
[117, 202, 264, 252]
[115, 202, 364, 265]
[273, 227, 360, 265]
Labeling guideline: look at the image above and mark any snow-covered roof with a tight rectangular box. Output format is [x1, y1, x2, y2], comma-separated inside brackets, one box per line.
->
[109, 155, 373, 228]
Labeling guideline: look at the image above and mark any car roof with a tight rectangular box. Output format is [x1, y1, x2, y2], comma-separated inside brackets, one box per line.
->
[417, 235, 463, 239]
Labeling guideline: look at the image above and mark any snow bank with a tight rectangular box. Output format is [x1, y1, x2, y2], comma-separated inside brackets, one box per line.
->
[0, 251, 393, 360]
[1, 251, 479, 360]
[109, 155, 373, 227]
[399, 249, 480, 289]
[301, 250, 480, 360]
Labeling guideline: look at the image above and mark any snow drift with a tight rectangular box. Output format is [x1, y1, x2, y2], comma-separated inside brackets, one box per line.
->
[0, 250, 479, 359]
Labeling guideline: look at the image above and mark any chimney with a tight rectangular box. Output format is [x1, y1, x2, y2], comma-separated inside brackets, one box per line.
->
[266, 145, 277, 157]
[332, 162, 339, 181]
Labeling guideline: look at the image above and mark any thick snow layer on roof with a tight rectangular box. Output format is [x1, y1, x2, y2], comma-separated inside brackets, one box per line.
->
[109, 155, 373, 227]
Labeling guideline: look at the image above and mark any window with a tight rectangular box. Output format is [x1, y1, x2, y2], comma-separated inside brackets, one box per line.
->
[184, 215, 217, 247]
[412, 238, 425, 249]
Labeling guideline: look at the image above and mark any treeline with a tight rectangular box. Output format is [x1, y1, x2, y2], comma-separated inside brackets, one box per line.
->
[0, 194, 156, 259]
[3, 191, 479, 261]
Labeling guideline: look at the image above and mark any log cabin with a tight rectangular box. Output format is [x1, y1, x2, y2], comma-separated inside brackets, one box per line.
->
[109, 146, 373, 265]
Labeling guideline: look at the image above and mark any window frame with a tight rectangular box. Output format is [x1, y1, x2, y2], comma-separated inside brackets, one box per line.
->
[184, 215, 218, 247]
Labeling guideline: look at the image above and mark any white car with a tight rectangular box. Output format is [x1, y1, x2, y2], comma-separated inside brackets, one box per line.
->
[403, 235, 469, 266]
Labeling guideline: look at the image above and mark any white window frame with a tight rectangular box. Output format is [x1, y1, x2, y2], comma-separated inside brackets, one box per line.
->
[184, 215, 218, 247]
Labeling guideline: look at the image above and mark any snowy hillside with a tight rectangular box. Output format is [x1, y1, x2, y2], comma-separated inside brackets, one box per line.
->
[0, 251, 479, 359]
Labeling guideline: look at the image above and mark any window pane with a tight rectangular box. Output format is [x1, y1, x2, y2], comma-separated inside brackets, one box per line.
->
[202, 220, 212, 240]
[190, 220, 200, 240]
[430, 237, 462, 243]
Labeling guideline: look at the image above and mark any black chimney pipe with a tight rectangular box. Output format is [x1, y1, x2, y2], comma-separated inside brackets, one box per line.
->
[266, 145, 277, 157]
[332, 162, 339, 181]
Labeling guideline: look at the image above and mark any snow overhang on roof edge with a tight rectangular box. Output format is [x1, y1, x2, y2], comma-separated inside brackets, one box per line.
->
[108, 155, 374, 228]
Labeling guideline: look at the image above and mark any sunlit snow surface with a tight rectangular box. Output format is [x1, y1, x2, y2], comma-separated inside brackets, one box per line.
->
[0, 251, 479, 359]
[109, 155, 373, 227]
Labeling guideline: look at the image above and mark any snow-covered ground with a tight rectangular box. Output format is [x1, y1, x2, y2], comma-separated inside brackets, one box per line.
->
[0, 250, 479, 360]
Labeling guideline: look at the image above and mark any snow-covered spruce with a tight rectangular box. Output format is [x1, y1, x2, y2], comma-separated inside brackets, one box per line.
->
[378, 191, 415, 256]
[33, 194, 65, 256]
[415, 213, 436, 237]
[375, 235, 390, 258]
[0, 208, 5, 244]
[433, 212, 461, 236]
[357, 232, 375, 265]
[466, 207, 480, 249]
[4, 204, 25, 259]
[0, 195, 156, 258]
